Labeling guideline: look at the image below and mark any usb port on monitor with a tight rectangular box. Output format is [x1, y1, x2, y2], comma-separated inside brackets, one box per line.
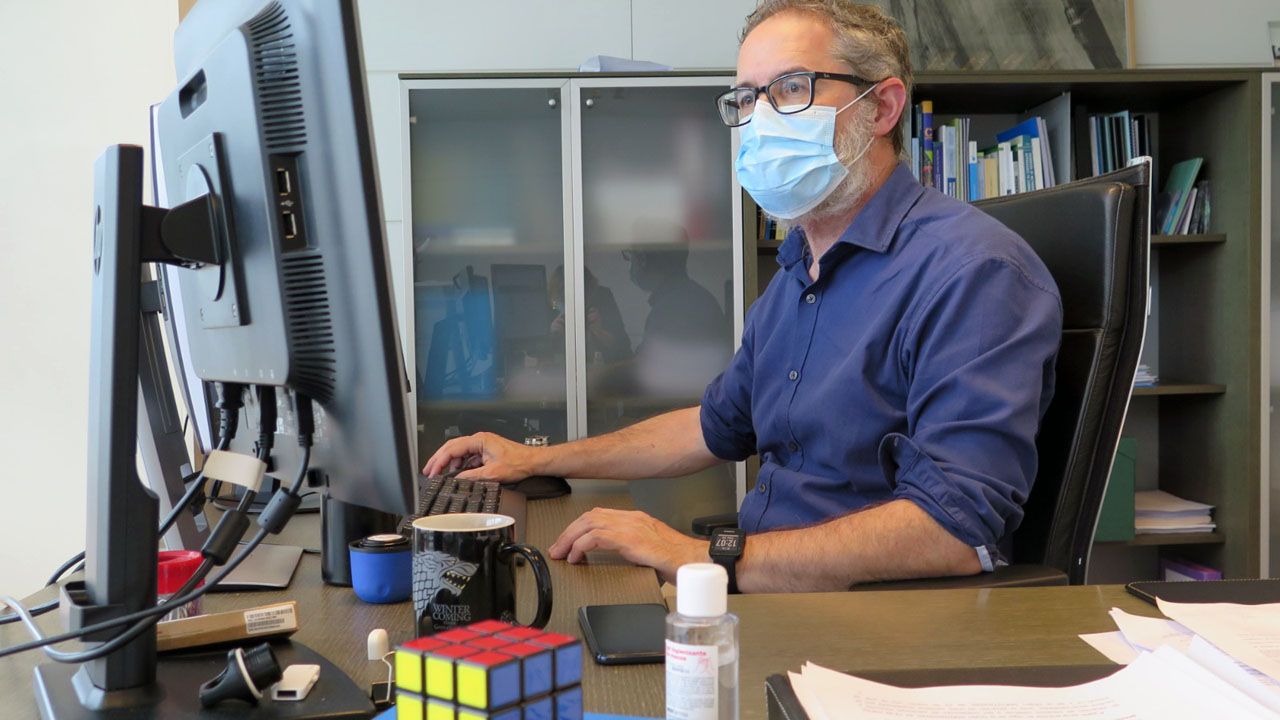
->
[281, 210, 298, 240]
[275, 167, 292, 195]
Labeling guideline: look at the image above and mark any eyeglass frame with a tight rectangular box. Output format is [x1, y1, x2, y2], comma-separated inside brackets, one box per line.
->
[715, 70, 880, 127]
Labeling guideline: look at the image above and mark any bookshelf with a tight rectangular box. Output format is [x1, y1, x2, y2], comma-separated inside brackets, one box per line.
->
[741, 69, 1267, 582]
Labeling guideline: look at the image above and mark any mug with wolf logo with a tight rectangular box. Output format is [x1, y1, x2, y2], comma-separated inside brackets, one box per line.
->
[410, 514, 553, 635]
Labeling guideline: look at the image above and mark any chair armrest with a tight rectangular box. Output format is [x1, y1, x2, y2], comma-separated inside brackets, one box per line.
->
[849, 564, 1069, 591]
[691, 513, 739, 538]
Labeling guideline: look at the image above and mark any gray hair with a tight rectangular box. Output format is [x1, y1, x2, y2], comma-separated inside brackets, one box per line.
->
[741, 1, 912, 154]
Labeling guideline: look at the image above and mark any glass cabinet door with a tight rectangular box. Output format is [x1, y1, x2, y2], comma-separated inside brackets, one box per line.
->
[407, 82, 572, 462]
[573, 79, 740, 527]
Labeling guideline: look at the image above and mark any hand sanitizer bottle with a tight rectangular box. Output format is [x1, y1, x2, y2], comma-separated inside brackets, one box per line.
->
[666, 563, 739, 720]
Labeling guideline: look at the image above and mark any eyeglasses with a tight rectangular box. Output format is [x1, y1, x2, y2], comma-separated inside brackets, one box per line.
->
[715, 70, 877, 127]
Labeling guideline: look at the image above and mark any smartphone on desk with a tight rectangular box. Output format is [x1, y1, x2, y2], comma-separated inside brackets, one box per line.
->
[577, 603, 667, 665]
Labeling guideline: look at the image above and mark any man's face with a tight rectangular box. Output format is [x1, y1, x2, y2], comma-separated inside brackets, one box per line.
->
[736, 12, 884, 223]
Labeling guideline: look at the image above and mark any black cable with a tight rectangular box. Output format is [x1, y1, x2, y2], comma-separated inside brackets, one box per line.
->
[2, 433, 236, 628]
[0, 438, 311, 662]
[0, 384, 252, 635]
[38, 392, 239, 592]
[44, 553, 85, 588]
[34, 446, 299, 665]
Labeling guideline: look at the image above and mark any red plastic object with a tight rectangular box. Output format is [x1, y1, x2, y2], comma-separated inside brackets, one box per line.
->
[156, 550, 204, 595]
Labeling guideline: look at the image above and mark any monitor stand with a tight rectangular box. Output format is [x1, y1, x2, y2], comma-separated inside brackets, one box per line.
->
[32, 144, 370, 719]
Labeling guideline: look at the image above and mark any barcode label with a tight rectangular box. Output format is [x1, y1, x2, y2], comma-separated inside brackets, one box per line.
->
[244, 605, 297, 635]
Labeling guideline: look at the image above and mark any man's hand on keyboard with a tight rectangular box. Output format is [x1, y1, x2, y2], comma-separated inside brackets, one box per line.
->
[423, 432, 535, 482]
[548, 508, 709, 584]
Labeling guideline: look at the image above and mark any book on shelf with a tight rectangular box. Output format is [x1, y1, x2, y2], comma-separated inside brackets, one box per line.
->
[907, 97, 1069, 202]
[1154, 158, 1204, 235]
[920, 100, 934, 189]
[1134, 364, 1157, 388]
[1086, 110, 1158, 183]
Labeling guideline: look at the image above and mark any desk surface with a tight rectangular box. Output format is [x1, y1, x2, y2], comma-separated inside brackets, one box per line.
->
[0, 481, 666, 719]
[1, 482, 1165, 720]
[730, 584, 1160, 717]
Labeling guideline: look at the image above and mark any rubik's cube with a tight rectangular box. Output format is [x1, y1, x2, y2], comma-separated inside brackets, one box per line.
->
[394, 620, 584, 720]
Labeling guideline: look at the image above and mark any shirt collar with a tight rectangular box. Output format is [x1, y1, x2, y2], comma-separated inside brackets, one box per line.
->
[776, 162, 925, 271]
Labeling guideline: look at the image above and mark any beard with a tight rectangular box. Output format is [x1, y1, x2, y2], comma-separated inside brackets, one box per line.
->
[779, 101, 880, 231]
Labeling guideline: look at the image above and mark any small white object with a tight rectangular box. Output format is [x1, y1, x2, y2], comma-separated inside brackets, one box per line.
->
[366, 629, 390, 661]
[676, 563, 727, 618]
[272, 664, 321, 702]
[578, 54, 673, 72]
[202, 450, 267, 492]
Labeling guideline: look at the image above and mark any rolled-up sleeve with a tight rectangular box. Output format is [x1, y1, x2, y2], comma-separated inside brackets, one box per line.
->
[700, 318, 758, 462]
[882, 255, 1062, 557]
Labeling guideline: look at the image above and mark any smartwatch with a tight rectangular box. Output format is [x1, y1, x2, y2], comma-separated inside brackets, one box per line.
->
[708, 527, 746, 594]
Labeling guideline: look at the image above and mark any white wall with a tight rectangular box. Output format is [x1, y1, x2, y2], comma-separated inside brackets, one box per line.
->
[0, 1, 177, 595]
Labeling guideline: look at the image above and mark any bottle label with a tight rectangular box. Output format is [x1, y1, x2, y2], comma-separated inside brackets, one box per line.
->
[666, 640, 719, 720]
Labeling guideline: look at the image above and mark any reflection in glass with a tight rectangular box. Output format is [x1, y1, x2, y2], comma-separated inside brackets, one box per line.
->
[579, 85, 738, 529]
[409, 87, 567, 460]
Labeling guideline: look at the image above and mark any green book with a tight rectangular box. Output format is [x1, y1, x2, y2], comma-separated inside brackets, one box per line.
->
[1159, 158, 1203, 234]
[1094, 438, 1136, 542]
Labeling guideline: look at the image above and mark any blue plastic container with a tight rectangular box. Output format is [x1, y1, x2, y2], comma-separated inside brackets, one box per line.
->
[349, 534, 412, 603]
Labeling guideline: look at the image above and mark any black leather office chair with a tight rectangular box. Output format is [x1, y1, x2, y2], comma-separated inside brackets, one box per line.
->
[695, 161, 1152, 589]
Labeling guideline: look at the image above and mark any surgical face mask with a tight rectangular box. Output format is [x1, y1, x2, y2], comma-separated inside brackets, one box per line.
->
[734, 83, 878, 220]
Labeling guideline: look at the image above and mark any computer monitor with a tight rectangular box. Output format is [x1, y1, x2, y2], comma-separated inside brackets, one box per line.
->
[491, 263, 553, 344]
[33, 1, 412, 715]
[156, 0, 412, 516]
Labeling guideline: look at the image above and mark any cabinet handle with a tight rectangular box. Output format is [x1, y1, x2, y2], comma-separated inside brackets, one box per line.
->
[584, 98, 595, 109]
[547, 98, 558, 108]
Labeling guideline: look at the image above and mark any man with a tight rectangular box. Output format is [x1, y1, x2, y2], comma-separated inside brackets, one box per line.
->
[425, 0, 1062, 592]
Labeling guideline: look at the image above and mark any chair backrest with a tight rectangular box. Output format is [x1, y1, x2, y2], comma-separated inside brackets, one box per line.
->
[974, 162, 1151, 584]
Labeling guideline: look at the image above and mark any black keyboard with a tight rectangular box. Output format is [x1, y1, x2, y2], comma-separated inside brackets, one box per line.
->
[398, 475, 528, 540]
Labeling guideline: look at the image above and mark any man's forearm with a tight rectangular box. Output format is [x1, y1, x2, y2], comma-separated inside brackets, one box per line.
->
[735, 499, 982, 593]
[535, 407, 724, 481]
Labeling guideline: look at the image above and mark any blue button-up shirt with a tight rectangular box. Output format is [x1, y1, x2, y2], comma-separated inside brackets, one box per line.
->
[700, 163, 1062, 567]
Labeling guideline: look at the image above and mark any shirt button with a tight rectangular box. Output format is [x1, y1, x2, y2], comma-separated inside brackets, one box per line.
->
[805, 293, 816, 304]
[757, 482, 767, 493]
[788, 441, 799, 452]
[788, 370, 799, 381]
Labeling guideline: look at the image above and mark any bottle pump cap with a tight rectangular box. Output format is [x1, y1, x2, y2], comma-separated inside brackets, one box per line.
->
[676, 563, 728, 617]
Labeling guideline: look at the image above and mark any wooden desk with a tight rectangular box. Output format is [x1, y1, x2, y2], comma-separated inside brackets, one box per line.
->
[0, 480, 665, 719]
[728, 584, 1161, 720]
[0, 485, 1169, 720]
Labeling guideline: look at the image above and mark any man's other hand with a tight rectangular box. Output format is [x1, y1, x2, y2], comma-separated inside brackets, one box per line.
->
[422, 432, 535, 482]
[548, 508, 708, 584]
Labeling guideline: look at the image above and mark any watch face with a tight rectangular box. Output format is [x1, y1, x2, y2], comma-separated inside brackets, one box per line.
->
[711, 530, 743, 556]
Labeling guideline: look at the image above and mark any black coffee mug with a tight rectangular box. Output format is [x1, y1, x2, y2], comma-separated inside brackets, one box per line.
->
[411, 514, 553, 635]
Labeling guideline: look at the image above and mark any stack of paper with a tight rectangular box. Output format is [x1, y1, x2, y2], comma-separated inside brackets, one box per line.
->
[1080, 600, 1280, 716]
[1134, 364, 1158, 387]
[786, 648, 1277, 719]
[1134, 489, 1215, 534]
